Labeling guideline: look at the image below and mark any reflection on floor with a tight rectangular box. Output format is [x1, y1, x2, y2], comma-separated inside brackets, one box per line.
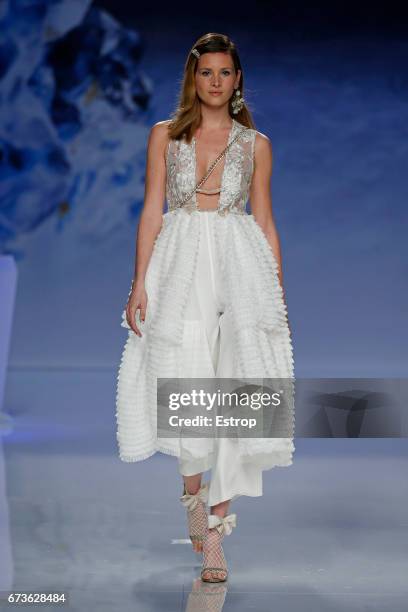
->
[0, 370, 407, 611]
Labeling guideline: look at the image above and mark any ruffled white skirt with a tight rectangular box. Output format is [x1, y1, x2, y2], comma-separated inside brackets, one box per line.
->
[115, 208, 295, 498]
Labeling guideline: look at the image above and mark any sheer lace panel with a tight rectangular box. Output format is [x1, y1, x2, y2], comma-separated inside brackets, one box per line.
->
[166, 119, 256, 216]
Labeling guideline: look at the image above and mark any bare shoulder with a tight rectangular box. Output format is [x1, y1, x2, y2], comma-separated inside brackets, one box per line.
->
[254, 131, 273, 167]
[149, 119, 171, 143]
[254, 130, 272, 155]
[147, 121, 172, 165]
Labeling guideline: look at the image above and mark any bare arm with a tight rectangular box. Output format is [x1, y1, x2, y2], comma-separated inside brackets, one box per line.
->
[125, 120, 169, 336]
[133, 120, 169, 287]
[249, 132, 287, 303]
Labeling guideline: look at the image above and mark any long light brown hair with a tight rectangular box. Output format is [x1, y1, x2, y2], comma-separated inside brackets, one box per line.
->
[168, 33, 256, 143]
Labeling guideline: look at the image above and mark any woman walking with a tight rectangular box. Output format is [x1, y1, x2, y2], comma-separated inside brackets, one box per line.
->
[116, 32, 295, 582]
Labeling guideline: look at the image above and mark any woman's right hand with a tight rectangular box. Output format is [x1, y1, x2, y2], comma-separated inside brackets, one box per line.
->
[126, 284, 148, 337]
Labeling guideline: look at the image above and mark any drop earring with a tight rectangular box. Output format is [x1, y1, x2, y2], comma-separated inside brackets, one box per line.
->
[231, 88, 244, 115]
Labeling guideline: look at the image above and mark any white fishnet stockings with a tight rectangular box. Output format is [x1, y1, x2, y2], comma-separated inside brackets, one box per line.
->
[201, 527, 228, 582]
[180, 482, 209, 551]
[201, 512, 237, 582]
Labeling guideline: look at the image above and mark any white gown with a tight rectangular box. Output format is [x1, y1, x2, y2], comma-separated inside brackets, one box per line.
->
[115, 118, 295, 506]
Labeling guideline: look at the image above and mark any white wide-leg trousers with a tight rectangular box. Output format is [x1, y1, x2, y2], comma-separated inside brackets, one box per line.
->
[177, 211, 263, 507]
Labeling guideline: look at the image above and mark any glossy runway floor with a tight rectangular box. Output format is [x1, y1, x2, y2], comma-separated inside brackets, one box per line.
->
[0, 370, 407, 611]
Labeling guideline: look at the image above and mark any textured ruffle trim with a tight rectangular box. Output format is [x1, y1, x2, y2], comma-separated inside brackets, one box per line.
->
[211, 213, 295, 460]
[116, 208, 295, 467]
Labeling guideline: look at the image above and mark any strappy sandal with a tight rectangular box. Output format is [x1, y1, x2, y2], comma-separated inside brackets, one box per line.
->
[201, 513, 237, 582]
[180, 482, 209, 553]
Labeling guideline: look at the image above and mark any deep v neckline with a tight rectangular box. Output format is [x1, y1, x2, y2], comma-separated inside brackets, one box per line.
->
[192, 118, 236, 211]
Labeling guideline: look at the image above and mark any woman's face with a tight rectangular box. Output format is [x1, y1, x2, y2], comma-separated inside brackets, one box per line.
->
[195, 52, 241, 109]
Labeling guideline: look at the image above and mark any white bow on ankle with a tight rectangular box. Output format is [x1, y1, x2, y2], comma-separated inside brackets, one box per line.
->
[180, 482, 209, 510]
[208, 513, 237, 536]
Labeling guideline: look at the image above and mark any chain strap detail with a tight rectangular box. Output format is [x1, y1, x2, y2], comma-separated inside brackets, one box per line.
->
[174, 126, 248, 210]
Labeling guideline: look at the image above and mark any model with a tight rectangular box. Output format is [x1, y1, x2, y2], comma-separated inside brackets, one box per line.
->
[115, 32, 295, 583]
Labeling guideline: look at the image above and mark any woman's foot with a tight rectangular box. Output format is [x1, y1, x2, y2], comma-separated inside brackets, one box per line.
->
[180, 482, 209, 554]
[201, 513, 237, 582]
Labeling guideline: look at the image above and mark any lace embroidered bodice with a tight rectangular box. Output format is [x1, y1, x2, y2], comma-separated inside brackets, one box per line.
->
[166, 118, 256, 216]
